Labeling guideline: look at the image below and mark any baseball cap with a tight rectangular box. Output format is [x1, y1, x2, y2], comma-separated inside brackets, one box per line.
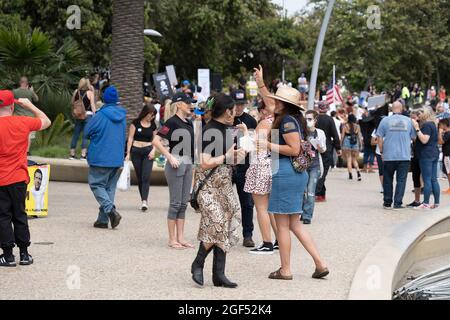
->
[172, 92, 197, 104]
[194, 108, 206, 115]
[231, 89, 247, 105]
[0, 90, 19, 108]
[182, 80, 190, 86]
[318, 101, 329, 113]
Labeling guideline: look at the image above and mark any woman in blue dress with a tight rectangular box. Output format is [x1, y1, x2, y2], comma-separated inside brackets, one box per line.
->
[260, 86, 329, 280]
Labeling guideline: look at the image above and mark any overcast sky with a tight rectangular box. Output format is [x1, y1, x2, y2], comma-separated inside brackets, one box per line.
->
[271, 0, 309, 16]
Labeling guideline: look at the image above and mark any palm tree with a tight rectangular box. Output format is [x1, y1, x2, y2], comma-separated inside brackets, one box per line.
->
[111, 0, 145, 121]
[111, 0, 144, 119]
[0, 27, 85, 97]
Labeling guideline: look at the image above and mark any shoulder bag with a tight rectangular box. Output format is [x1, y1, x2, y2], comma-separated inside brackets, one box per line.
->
[190, 167, 218, 211]
[289, 116, 315, 173]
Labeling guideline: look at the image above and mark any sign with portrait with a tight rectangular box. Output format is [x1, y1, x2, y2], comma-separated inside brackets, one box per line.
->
[26, 165, 50, 217]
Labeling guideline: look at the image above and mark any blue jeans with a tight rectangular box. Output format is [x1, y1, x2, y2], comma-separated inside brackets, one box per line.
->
[302, 166, 321, 220]
[383, 161, 410, 207]
[419, 158, 440, 205]
[363, 146, 375, 166]
[70, 116, 91, 150]
[233, 165, 254, 238]
[88, 166, 120, 223]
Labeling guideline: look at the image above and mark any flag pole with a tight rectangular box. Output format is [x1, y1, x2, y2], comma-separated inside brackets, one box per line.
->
[307, 0, 336, 110]
[333, 65, 336, 106]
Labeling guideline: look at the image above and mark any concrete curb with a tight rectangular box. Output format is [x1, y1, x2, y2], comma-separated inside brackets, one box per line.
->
[29, 156, 167, 186]
[348, 205, 450, 300]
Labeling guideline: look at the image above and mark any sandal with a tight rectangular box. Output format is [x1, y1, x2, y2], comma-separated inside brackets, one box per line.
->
[168, 242, 185, 250]
[312, 267, 329, 279]
[179, 241, 195, 249]
[268, 268, 293, 280]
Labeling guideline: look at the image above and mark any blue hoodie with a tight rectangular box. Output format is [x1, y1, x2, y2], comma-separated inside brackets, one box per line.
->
[85, 103, 127, 168]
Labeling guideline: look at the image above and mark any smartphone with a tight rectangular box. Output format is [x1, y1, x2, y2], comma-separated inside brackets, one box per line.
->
[229, 126, 240, 149]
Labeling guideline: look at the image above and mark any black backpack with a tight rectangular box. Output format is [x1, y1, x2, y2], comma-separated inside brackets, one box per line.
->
[349, 125, 358, 145]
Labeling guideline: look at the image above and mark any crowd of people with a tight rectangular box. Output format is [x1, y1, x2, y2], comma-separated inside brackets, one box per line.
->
[0, 67, 449, 293]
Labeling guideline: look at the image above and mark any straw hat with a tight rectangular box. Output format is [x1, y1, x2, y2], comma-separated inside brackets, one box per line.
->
[268, 86, 304, 110]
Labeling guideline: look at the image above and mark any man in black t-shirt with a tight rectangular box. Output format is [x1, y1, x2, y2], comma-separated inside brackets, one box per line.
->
[231, 90, 257, 248]
[315, 102, 341, 201]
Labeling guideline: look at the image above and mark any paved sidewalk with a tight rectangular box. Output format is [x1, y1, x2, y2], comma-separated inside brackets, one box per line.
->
[1, 169, 449, 300]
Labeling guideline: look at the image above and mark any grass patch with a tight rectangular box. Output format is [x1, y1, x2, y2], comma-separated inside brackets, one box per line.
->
[30, 134, 86, 159]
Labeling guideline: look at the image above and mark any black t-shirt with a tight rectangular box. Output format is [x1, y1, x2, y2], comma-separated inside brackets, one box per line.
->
[132, 119, 156, 143]
[202, 119, 234, 158]
[233, 112, 258, 130]
[443, 131, 450, 156]
[316, 114, 341, 152]
[157, 115, 194, 161]
[359, 118, 375, 147]
[233, 112, 257, 167]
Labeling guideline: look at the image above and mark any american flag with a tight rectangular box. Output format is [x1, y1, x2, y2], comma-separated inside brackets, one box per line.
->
[326, 84, 344, 106]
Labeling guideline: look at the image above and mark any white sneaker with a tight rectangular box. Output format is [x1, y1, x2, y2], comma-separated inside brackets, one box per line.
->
[141, 202, 148, 212]
[414, 203, 431, 210]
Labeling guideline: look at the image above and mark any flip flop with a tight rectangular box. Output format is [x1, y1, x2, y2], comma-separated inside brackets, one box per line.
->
[268, 268, 293, 280]
[168, 243, 185, 250]
[179, 242, 195, 249]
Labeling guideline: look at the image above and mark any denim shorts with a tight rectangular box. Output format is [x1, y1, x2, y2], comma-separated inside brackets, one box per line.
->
[342, 136, 359, 151]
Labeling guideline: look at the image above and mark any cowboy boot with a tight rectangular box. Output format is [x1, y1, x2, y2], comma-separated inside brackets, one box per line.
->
[191, 242, 213, 286]
[212, 245, 237, 288]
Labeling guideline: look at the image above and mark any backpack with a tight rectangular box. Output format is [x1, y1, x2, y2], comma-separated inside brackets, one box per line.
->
[289, 116, 315, 173]
[72, 90, 87, 120]
[349, 124, 358, 145]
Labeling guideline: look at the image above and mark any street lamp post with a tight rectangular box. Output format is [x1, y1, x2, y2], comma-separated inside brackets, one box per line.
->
[307, 0, 336, 110]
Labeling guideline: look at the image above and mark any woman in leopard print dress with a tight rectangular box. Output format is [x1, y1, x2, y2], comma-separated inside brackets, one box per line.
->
[190, 93, 247, 288]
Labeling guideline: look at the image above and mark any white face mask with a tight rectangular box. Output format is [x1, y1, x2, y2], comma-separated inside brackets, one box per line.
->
[307, 120, 315, 128]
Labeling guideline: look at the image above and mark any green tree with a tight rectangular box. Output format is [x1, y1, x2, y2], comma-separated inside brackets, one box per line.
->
[0, 0, 112, 67]
[0, 27, 86, 96]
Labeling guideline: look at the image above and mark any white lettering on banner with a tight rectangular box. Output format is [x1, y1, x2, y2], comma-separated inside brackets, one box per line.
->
[159, 126, 291, 174]
[66, 5, 81, 30]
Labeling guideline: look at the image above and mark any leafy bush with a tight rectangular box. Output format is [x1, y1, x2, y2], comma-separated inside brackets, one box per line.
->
[37, 91, 72, 122]
[34, 113, 73, 148]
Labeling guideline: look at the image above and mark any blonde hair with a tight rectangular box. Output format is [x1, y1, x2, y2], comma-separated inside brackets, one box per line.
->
[163, 99, 175, 123]
[418, 106, 435, 123]
[78, 78, 91, 90]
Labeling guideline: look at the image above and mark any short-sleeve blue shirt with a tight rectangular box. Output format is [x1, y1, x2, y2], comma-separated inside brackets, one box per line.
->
[275, 115, 300, 159]
[376, 114, 416, 161]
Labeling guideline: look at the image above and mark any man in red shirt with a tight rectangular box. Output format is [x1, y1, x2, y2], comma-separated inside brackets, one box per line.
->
[0, 90, 51, 267]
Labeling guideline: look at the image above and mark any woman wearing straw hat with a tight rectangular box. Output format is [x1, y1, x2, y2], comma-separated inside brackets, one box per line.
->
[258, 85, 329, 280]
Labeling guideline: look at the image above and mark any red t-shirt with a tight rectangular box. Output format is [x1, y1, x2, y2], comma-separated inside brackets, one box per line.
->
[0, 116, 42, 186]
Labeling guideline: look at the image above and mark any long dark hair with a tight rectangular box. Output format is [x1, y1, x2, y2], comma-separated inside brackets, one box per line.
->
[208, 93, 235, 119]
[272, 102, 307, 138]
[135, 102, 157, 126]
[347, 114, 357, 133]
